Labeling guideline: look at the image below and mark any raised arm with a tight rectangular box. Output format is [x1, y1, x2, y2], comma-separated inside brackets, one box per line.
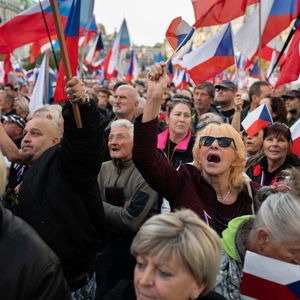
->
[231, 92, 243, 133]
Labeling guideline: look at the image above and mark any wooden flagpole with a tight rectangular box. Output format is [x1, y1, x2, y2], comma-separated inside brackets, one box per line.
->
[50, 0, 82, 128]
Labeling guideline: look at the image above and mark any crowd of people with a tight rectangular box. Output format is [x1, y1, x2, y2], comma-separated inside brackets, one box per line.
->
[0, 60, 299, 300]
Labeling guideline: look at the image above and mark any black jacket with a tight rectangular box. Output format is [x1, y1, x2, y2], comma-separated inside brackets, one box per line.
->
[0, 204, 70, 300]
[17, 100, 107, 281]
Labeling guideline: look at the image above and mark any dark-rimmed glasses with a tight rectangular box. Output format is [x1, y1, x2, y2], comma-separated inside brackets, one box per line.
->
[199, 136, 236, 149]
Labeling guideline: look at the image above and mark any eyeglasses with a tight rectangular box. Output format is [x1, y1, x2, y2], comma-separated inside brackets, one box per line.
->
[200, 136, 236, 148]
[196, 121, 221, 131]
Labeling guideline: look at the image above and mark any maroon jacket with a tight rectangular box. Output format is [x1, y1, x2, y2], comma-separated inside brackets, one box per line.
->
[133, 117, 259, 235]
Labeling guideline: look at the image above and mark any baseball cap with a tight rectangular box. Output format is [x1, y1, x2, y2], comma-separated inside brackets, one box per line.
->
[2, 114, 26, 129]
[282, 90, 300, 99]
[215, 80, 237, 91]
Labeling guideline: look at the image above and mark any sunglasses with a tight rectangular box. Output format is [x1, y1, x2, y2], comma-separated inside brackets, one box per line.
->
[200, 136, 236, 148]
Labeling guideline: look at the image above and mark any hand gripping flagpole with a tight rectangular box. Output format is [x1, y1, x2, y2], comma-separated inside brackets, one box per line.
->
[50, 0, 83, 128]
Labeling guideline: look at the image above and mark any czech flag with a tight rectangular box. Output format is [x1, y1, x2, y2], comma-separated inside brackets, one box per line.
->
[54, 0, 81, 102]
[173, 69, 188, 89]
[249, 60, 260, 78]
[3, 53, 13, 84]
[180, 23, 234, 85]
[105, 19, 130, 78]
[0, 0, 94, 54]
[242, 104, 273, 136]
[125, 49, 138, 82]
[241, 251, 300, 300]
[166, 17, 195, 52]
[192, 0, 248, 28]
[291, 119, 300, 158]
[235, 0, 298, 60]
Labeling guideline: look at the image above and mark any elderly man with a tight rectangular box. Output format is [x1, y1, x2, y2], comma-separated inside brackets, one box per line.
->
[192, 82, 220, 130]
[97, 119, 158, 295]
[102, 85, 139, 161]
[0, 77, 106, 299]
[282, 89, 300, 126]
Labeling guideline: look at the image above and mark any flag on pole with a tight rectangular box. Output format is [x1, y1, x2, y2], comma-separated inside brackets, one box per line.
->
[235, 0, 298, 60]
[125, 49, 138, 82]
[29, 53, 48, 111]
[266, 48, 278, 78]
[249, 60, 260, 78]
[180, 23, 234, 85]
[291, 119, 300, 158]
[241, 251, 300, 300]
[54, 0, 81, 102]
[274, 27, 300, 88]
[0, 0, 94, 54]
[173, 69, 188, 89]
[105, 19, 130, 78]
[242, 104, 273, 136]
[192, 0, 248, 28]
[166, 17, 195, 52]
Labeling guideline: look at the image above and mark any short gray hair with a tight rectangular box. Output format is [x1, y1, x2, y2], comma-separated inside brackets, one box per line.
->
[253, 191, 300, 244]
[131, 209, 221, 294]
[111, 119, 134, 138]
[198, 112, 224, 123]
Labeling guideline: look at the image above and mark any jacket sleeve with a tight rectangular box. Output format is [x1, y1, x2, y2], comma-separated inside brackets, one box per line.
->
[103, 177, 158, 233]
[31, 258, 71, 300]
[132, 116, 185, 201]
[59, 100, 105, 185]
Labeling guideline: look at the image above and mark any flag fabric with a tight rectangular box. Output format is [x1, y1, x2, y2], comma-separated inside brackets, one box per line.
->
[235, 0, 298, 60]
[0, 0, 94, 54]
[3, 53, 13, 84]
[242, 104, 273, 136]
[125, 49, 138, 82]
[155, 52, 164, 63]
[173, 69, 188, 89]
[54, 0, 81, 102]
[241, 251, 300, 300]
[180, 23, 234, 85]
[172, 42, 193, 68]
[192, 0, 248, 28]
[29, 53, 48, 111]
[291, 119, 300, 157]
[105, 19, 130, 78]
[249, 60, 260, 78]
[167, 61, 174, 78]
[266, 48, 278, 78]
[274, 27, 300, 88]
[166, 17, 195, 52]
[85, 34, 99, 65]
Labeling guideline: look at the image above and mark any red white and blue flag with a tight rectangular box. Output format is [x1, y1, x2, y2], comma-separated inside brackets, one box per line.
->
[105, 19, 130, 78]
[192, 0, 248, 28]
[166, 17, 195, 52]
[0, 0, 94, 54]
[181, 23, 234, 85]
[125, 49, 138, 82]
[54, 0, 81, 102]
[291, 119, 300, 158]
[3, 53, 13, 84]
[242, 104, 273, 136]
[235, 0, 298, 60]
[241, 251, 300, 300]
[249, 60, 260, 78]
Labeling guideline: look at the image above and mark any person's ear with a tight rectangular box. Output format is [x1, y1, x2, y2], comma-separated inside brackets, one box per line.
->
[256, 228, 271, 253]
[189, 282, 207, 300]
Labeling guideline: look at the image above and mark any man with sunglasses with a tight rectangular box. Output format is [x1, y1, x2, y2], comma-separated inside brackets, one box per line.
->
[282, 90, 300, 127]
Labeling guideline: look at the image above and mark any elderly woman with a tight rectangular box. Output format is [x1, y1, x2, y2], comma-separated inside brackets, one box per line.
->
[133, 63, 258, 235]
[215, 168, 300, 299]
[103, 209, 225, 300]
[247, 122, 300, 185]
[157, 97, 194, 168]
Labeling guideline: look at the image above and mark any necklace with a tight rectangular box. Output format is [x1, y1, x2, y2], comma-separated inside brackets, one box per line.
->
[217, 189, 232, 203]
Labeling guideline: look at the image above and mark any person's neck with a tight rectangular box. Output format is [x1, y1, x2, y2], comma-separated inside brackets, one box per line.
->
[249, 102, 258, 112]
[196, 107, 210, 118]
[220, 102, 234, 112]
[202, 171, 231, 196]
[169, 130, 188, 145]
[267, 157, 286, 173]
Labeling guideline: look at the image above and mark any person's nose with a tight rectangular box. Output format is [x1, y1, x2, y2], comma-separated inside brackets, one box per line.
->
[138, 266, 155, 286]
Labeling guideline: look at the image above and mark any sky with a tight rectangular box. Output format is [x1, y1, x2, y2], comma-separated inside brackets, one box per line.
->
[94, 0, 195, 47]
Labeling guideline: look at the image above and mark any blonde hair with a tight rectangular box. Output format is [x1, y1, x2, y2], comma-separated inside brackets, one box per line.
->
[131, 209, 221, 294]
[0, 151, 7, 196]
[14, 97, 29, 118]
[192, 123, 247, 191]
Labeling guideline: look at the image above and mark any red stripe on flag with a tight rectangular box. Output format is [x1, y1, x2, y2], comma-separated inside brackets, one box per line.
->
[291, 137, 300, 158]
[188, 55, 234, 85]
[241, 273, 299, 300]
[246, 120, 271, 137]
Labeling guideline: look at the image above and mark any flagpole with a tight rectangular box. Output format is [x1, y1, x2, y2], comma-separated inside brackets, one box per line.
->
[268, 13, 300, 79]
[258, 1, 262, 80]
[49, 0, 82, 128]
[45, 51, 50, 104]
[39, 0, 59, 71]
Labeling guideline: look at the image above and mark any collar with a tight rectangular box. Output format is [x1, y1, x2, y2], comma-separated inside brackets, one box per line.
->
[157, 129, 191, 151]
